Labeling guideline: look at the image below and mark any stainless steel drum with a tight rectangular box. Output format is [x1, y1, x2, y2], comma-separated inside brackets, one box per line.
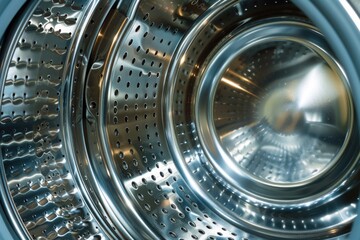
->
[1, 0, 360, 239]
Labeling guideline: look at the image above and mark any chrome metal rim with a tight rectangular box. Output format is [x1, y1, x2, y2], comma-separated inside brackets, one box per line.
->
[0, 0, 359, 239]
[196, 20, 353, 190]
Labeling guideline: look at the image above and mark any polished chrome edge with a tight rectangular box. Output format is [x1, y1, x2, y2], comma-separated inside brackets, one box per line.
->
[97, 1, 163, 238]
[0, 1, 41, 239]
[165, 0, 359, 238]
[196, 19, 355, 199]
[65, 0, 160, 238]
[163, 0, 253, 235]
[292, 0, 360, 239]
[62, 0, 122, 238]
[0, 0, 358, 239]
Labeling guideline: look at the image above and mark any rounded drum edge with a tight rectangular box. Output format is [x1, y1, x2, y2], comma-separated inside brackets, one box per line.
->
[0, 0, 360, 239]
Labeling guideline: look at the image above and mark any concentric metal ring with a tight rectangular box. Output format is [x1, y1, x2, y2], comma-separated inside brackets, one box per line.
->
[196, 20, 354, 193]
[164, 2, 360, 238]
[0, 0, 359, 239]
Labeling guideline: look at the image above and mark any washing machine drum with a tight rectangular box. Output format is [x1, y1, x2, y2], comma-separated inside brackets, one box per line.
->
[1, 0, 360, 239]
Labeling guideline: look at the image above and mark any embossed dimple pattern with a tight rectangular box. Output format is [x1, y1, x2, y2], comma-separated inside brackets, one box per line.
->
[105, 1, 242, 238]
[1, 1, 103, 239]
[167, 0, 358, 237]
[1, 0, 359, 239]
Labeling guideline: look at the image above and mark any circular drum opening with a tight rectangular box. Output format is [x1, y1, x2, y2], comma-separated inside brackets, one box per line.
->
[0, 1, 359, 239]
[197, 22, 353, 189]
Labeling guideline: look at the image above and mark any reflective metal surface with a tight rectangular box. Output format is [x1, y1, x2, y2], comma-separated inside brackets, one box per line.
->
[0, 0, 359, 239]
[197, 22, 353, 188]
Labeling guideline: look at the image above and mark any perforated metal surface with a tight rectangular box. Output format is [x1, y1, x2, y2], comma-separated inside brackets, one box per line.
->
[0, 0, 359, 239]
